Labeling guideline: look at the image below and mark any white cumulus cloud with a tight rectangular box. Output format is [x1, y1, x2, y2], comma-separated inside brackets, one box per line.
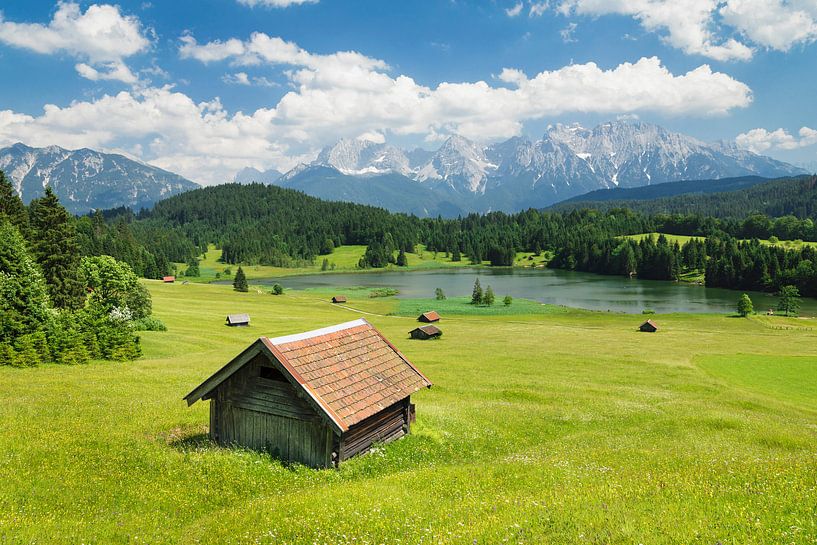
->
[554, 0, 817, 61]
[0, 2, 150, 83]
[0, 35, 752, 186]
[736, 126, 817, 153]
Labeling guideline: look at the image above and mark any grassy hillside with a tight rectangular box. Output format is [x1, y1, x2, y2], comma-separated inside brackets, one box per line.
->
[1, 282, 816, 543]
[624, 232, 817, 250]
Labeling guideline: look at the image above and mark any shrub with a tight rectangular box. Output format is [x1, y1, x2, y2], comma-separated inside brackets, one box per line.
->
[642, 309, 656, 315]
[435, 288, 446, 300]
[133, 316, 167, 331]
[737, 293, 753, 317]
[271, 283, 284, 295]
[370, 288, 398, 298]
[503, 295, 513, 306]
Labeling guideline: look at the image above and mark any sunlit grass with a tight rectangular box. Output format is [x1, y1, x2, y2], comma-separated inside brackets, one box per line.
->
[1, 281, 816, 543]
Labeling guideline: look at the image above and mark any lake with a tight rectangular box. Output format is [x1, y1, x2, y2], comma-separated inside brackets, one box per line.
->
[248, 268, 817, 316]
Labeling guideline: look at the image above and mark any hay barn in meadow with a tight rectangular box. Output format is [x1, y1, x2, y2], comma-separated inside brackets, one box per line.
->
[639, 319, 658, 332]
[226, 314, 251, 327]
[410, 325, 442, 340]
[184, 318, 432, 468]
[418, 311, 440, 323]
[331, 295, 347, 303]
[162, 276, 175, 283]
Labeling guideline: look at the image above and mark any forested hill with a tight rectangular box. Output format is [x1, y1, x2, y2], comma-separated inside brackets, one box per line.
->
[554, 175, 776, 206]
[99, 183, 422, 269]
[553, 175, 817, 219]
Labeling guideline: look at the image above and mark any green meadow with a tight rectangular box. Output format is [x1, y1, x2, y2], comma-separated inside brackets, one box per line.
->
[182, 244, 480, 282]
[1, 281, 816, 544]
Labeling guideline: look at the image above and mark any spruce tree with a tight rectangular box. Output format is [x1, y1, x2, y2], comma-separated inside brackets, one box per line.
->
[0, 171, 27, 231]
[471, 278, 483, 305]
[484, 285, 495, 305]
[0, 221, 51, 343]
[233, 266, 249, 292]
[396, 249, 408, 266]
[28, 187, 85, 309]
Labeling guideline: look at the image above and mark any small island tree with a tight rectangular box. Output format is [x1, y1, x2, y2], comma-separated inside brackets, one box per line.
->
[777, 285, 801, 316]
[233, 266, 249, 292]
[471, 278, 483, 305]
[737, 293, 753, 317]
[483, 285, 495, 305]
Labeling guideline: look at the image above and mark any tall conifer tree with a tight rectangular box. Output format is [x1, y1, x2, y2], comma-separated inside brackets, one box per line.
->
[0, 171, 28, 231]
[28, 187, 85, 309]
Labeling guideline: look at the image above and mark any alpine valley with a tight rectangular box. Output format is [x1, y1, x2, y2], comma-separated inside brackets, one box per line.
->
[272, 121, 806, 216]
[0, 143, 198, 215]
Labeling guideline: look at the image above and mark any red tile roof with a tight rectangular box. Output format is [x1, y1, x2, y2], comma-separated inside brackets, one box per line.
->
[419, 311, 440, 322]
[262, 319, 431, 429]
[185, 319, 432, 433]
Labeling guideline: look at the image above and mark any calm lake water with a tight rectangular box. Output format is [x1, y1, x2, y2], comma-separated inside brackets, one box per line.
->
[250, 268, 817, 316]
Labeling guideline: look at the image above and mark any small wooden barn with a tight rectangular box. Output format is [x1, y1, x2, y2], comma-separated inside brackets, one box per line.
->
[331, 295, 347, 304]
[226, 313, 250, 327]
[184, 318, 432, 467]
[162, 276, 175, 283]
[418, 311, 441, 323]
[639, 319, 658, 332]
[410, 325, 442, 340]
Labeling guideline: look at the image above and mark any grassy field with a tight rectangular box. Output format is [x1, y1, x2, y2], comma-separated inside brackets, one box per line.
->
[1, 281, 817, 544]
[179, 244, 482, 282]
[623, 232, 704, 246]
[626, 232, 817, 250]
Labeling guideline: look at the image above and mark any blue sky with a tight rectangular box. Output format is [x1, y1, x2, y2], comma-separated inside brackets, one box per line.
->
[0, 0, 815, 184]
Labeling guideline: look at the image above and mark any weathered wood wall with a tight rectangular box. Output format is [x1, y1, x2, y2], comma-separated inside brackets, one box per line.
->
[338, 398, 410, 461]
[208, 353, 334, 468]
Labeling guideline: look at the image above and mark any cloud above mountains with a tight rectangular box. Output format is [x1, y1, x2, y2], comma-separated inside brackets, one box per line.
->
[0, 32, 752, 185]
[548, 0, 817, 61]
[0, 2, 150, 83]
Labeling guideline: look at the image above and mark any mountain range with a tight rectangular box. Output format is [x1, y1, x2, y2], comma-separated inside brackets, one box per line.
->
[0, 143, 198, 215]
[272, 121, 806, 216]
[0, 121, 807, 217]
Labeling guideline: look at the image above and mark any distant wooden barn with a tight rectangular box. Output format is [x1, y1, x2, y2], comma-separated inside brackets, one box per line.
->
[331, 295, 347, 304]
[418, 311, 440, 323]
[163, 276, 175, 283]
[226, 314, 250, 327]
[639, 319, 658, 332]
[184, 318, 432, 467]
[410, 325, 442, 340]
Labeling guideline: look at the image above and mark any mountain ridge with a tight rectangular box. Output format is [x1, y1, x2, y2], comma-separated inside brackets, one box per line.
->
[270, 121, 805, 216]
[0, 142, 199, 215]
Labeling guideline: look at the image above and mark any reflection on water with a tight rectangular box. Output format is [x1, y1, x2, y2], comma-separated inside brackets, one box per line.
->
[248, 267, 817, 315]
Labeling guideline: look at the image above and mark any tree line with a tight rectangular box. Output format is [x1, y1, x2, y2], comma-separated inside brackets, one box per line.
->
[1, 172, 160, 367]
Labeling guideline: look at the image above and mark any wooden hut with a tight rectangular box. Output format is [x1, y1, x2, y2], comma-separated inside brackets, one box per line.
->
[410, 325, 442, 340]
[162, 276, 175, 283]
[418, 311, 441, 323]
[226, 313, 251, 327]
[639, 319, 658, 332]
[184, 318, 432, 468]
[331, 295, 347, 304]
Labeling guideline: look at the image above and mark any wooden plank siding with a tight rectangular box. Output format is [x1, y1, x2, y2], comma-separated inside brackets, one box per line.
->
[338, 398, 411, 461]
[209, 352, 335, 467]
